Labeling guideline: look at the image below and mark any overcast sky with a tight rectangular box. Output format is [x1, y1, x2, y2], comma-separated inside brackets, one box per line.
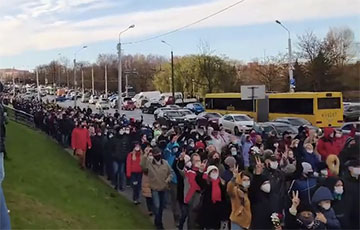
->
[0, 0, 359, 69]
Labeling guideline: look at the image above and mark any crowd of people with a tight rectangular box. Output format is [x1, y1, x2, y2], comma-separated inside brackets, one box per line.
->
[7, 95, 360, 230]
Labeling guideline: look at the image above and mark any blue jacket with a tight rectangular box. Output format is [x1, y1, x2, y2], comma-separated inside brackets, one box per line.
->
[302, 150, 321, 171]
[164, 142, 180, 184]
[241, 141, 252, 168]
[312, 186, 341, 230]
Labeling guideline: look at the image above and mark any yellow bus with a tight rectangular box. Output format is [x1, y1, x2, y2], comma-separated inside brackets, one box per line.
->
[205, 92, 344, 128]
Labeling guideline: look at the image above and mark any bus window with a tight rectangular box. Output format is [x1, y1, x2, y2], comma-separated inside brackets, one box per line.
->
[206, 98, 254, 111]
[318, 98, 341, 109]
[269, 98, 313, 114]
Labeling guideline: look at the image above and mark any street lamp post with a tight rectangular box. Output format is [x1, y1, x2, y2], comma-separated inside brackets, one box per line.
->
[117, 24, 135, 113]
[73, 45, 87, 107]
[275, 20, 294, 92]
[57, 53, 61, 87]
[161, 40, 175, 98]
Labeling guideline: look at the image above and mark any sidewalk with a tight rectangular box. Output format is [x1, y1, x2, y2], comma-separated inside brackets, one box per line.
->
[63, 148, 177, 230]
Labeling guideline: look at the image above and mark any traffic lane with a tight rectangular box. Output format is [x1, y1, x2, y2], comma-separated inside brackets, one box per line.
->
[45, 96, 155, 125]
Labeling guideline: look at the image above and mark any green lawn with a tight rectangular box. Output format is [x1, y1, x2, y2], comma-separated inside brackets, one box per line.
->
[2, 121, 152, 229]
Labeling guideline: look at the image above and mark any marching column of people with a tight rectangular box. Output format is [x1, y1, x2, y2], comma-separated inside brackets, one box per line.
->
[10, 96, 360, 230]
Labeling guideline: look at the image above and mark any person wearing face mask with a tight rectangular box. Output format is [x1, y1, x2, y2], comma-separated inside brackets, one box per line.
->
[141, 146, 154, 216]
[126, 142, 143, 205]
[317, 127, 338, 161]
[265, 131, 278, 152]
[177, 153, 202, 230]
[339, 138, 359, 176]
[196, 166, 227, 230]
[311, 186, 341, 229]
[333, 126, 356, 155]
[71, 120, 92, 169]
[90, 128, 104, 175]
[323, 177, 350, 229]
[341, 159, 360, 229]
[140, 147, 172, 230]
[302, 143, 321, 172]
[208, 151, 225, 177]
[163, 137, 181, 226]
[241, 135, 252, 169]
[285, 190, 326, 230]
[248, 157, 273, 229]
[278, 131, 292, 154]
[227, 170, 252, 230]
[110, 126, 131, 191]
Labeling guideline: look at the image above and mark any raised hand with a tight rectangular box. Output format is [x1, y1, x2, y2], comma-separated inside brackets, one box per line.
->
[291, 190, 300, 208]
[254, 156, 264, 175]
[232, 165, 239, 176]
[316, 212, 327, 224]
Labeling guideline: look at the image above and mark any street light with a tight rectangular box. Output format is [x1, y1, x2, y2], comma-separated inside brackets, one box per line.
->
[275, 20, 294, 92]
[73, 45, 87, 108]
[57, 53, 61, 87]
[118, 24, 135, 113]
[161, 40, 175, 98]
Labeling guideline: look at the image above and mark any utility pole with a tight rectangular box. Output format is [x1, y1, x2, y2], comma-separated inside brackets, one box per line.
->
[58, 65, 61, 87]
[171, 50, 175, 98]
[125, 73, 128, 97]
[36, 70, 40, 101]
[66, 69, 69, 88]
[91, 66, 94, 95]
[81, 67, 84, 95]
[12, 67, 15, 97]
[105, 65, 108, 99]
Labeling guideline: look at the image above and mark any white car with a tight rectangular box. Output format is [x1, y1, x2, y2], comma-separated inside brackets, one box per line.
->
[178, 109, 197, 124]
[89, 95, 99, 104]
[219, 114, 255, 135]
[95, 100, 110, 110]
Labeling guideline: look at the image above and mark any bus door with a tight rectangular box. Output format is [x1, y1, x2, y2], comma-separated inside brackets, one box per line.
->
[257, 96, 269, 122]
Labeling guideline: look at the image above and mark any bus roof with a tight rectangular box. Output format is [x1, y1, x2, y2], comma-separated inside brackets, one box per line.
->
[205, 92, 342, 99]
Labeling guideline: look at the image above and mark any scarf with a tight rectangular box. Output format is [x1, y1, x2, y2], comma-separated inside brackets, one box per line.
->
[211, 178, 221, 203]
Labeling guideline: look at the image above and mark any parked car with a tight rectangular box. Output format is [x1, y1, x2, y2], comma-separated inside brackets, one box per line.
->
[166, 104, 181, 110]
[142, 102, 162, 114]
[340, 122, 360, 137]
[257, 122, 298, 139]
[157, 110, 185, 127]
[344, 104, 360, 122]
[95, 99, 110, 110]
[178, 109, 197, 124]
[89, 95, 99, 104]
[154, 107, 172, 120]
[219, 114, 255, 135]
[185, 103, 205, 114]
[122, 100, 136, 110]
[272, 117, 319, 132]
[56, 95, 67, 102]
[81, 94, 90, 103]
[196, 112, 222, 127]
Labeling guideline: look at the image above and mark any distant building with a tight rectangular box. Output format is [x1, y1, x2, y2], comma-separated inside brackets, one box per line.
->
[0, 68, 32, 82]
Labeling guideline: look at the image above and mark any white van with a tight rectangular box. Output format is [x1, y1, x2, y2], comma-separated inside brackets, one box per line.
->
[133, 91, 161, 107]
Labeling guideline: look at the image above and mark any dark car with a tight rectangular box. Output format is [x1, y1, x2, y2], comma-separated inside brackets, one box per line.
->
[186, 103, 205, 114]
[56, 96, 67, 102]
[257, 122, 298, 139]
[142, 102, 162, 114]
[272, 117, 319, 132]
[196, 112, 222, 127]
[157, 110, 185, 127]
[344, 104, 360, 122]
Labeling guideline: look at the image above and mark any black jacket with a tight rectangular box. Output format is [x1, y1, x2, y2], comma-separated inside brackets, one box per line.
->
[0, 103, 6, 153]
[110, 134, 131, 162]
[342, 174, 360, 229]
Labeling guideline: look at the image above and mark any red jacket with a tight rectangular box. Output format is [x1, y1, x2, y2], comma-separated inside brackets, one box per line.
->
[71, 127, 92, 152]
[317, 127, 337, 161]
[126, 151, 142, 177]
[333, 127, 356, 154]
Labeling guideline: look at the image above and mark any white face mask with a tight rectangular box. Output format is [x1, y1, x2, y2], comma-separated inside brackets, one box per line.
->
[119, 130, 125, 135]
[210, 172, 219, 180]
[334, 186, 343, 195]
[270, 161, 278, 170]
[321, 203, 331, 210]
[109, 134, 114, 138]
[185, 161, 192, 168]
[173, 148, 178, 153]
[242, 181, 250, 189]
[125, 130, 130, 134]
[260, 183, 271, 193]
[306, 149, 313, 154]
[320, 169, 328, 177]
[189, 143, 195, 148]
[351, 167, 360, 176]
[232, 140, 237, 144]
[273, 143, 279, 148]
[231, 149, 237, 156]
[135, 146, 140, 151]
[335, 133, 342, 138]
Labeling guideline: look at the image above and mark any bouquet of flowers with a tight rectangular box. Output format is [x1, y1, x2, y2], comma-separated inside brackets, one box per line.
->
[271, 212, 283, 229]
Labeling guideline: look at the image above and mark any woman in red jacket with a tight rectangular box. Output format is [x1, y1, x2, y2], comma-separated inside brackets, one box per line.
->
[71, 121, 92, 169]
[126, 142, 143, 204]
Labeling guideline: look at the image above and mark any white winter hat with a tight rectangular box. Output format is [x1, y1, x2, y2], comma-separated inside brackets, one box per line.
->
[302, 162, 313, 174]
[206, 165, 218, 175]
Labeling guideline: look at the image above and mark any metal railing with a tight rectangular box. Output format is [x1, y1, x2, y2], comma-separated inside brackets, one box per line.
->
[4, 106, 35, 128]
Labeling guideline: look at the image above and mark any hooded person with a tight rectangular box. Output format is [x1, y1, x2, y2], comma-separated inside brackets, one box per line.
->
[71, 120, 92, 169]
[227, 171, 252, 230]
[207, 151, 225, 177]
[341, 159, 360, 229]
[285, 191, 326, 230]
[302, 143, 321, 172]
[317, 127, 337, 161]
[195, 165, 227, 230]
[333, 127, 356, 154]
[339, 137, 359, 176]
[323, 177, 350, 229]
[126, 142, 143, 204]
[311, 186, 341, 229]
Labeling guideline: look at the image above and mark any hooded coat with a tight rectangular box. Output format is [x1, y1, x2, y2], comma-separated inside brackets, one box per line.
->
[311, 186, 341, 230]
[342, 170, 360, 229]
[317, 128, 337, 161]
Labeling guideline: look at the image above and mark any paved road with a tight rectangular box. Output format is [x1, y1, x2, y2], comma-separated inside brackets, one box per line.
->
[46, 96, 156, 125]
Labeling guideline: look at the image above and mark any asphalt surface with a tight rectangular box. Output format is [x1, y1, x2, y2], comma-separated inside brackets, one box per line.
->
[45, 96, 156, 125]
